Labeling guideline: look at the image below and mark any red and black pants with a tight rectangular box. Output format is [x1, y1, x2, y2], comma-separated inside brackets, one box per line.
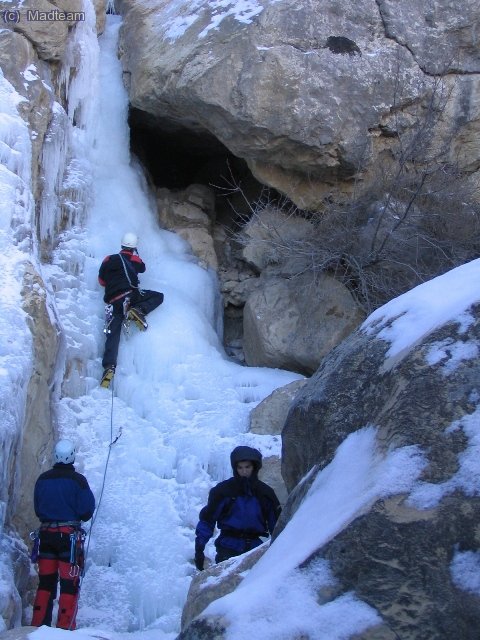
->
[31, 526, 80, 630]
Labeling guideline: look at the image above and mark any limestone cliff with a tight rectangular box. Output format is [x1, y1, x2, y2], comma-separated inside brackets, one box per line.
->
[117, 0, 479, 209]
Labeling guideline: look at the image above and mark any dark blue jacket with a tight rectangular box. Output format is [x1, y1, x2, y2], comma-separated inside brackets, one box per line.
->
[34, 463, 95, 523]
[98, 249, 146, 303]
[195, 475, 281, 554]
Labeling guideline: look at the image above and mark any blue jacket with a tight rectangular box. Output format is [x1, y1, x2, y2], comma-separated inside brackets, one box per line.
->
[34, 463, 95, 523]
[195, 475, 281, 554]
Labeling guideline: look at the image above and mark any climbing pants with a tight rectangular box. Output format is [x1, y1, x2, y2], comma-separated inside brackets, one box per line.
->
[31, 527, 80, 630]
[102, 289, 164, 368]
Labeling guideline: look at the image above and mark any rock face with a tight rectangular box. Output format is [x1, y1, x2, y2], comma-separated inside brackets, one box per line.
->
[0, 3, 102, 629]
[180, 546, 266, 633]
[278, 302, 480, 637]
[179, 277, 480, 639]
[3, 0, 83, 61]
[157, 184, 218, 269]
[116, 0, 479, 368]
[243, 272, 365, 374]
[12, 264, 60, 541]
[117, 0, 480, 209]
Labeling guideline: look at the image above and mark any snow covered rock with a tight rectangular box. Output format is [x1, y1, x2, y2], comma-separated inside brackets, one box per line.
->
[180, 546, 266, 634]
[278, 260, 480, 638]
[179, 260, 480, 639]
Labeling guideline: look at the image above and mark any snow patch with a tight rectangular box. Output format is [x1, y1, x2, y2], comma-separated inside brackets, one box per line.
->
[450, 548, 480, 596]
[408, 406, 480, 509]
[362, 259, 480, 362]
[161, 0, 279, 41]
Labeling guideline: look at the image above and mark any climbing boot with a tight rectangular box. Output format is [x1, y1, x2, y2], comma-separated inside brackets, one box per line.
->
[100, 366, 115, 388]
[128, 307, 148, 331]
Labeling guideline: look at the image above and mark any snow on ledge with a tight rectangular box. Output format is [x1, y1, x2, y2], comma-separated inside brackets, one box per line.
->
[362, 259, 480, 361]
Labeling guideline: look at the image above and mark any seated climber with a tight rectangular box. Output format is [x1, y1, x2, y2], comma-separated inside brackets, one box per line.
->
[98, 232, 164, 388]
[194, 446, 281, 570]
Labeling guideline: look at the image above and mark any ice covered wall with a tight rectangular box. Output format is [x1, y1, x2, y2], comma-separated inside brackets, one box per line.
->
[0, 0, 101, 630]
[2, 2, 300, 633]
[0, 65, 36, 633]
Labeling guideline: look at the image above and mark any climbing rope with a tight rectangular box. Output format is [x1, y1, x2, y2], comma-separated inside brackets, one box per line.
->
[69, 378, 122, 628]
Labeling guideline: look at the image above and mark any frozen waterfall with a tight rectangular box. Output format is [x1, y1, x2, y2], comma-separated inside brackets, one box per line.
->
[42, 13, 299, 636]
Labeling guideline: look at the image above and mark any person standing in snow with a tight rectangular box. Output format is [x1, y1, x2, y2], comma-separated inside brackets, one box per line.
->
[194, 446, 281, 570]
[31, 439, 95, 630]
[98, 232, 164, 388]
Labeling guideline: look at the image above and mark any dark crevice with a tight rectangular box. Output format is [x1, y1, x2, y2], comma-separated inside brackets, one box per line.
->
[130, 108, 246, 190]
[128, 107, 275, 225]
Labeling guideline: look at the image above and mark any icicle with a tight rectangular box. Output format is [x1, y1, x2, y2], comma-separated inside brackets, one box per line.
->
[39, 0, 100, 248]
[0, 68, 35, 632]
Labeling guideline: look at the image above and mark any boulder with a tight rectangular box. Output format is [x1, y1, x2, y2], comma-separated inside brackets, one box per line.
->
[277, 298, 480, 638]
[7, 0, 84, 61]
[281, 305, 480, 492]
[179, 267, 480, 639]
[157, 185, 218, 269]
[248, 380, 307, 505]
[258, 455, 288, 507]
[243, 272, 365, 374]
[180, 546, 266, 632]
[117, 0, 479, 208]
[250, 379, 306, 435]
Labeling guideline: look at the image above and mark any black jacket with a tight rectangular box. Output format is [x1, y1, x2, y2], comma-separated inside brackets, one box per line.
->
[98, 249, 146, 303]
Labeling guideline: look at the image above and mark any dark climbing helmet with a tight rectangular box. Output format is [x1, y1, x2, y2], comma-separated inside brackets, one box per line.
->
[121, 232, 138, 249]
[230, 446, 262, 474]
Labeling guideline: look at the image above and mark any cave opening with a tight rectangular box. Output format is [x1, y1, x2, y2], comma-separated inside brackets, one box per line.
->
[128, 108, 275, 361]
[128, 108, 267, 227]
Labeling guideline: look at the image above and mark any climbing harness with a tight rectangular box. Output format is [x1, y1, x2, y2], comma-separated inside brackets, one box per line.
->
[29, 529, 40, 563]
[118, 252, 143, 294]
[103, 304, 113, 334]
[69, 529, 86, 578]
[122, 295, 131, 334]
[113, 253, 147, 335]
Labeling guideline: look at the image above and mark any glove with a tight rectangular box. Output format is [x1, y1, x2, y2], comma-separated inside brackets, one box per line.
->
[194, 542, 205, 571]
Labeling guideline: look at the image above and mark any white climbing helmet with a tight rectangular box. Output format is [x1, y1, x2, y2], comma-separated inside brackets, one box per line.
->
[121, 232, 138, 249]
[54, 439, 76, 464]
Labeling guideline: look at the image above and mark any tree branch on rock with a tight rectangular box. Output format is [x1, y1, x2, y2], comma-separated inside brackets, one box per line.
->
[216, 78, 480, 313]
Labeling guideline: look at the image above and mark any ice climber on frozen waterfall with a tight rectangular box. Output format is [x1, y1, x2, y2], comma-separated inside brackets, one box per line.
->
[194, 446, 281, 569]
[98, 232, 164, 388]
